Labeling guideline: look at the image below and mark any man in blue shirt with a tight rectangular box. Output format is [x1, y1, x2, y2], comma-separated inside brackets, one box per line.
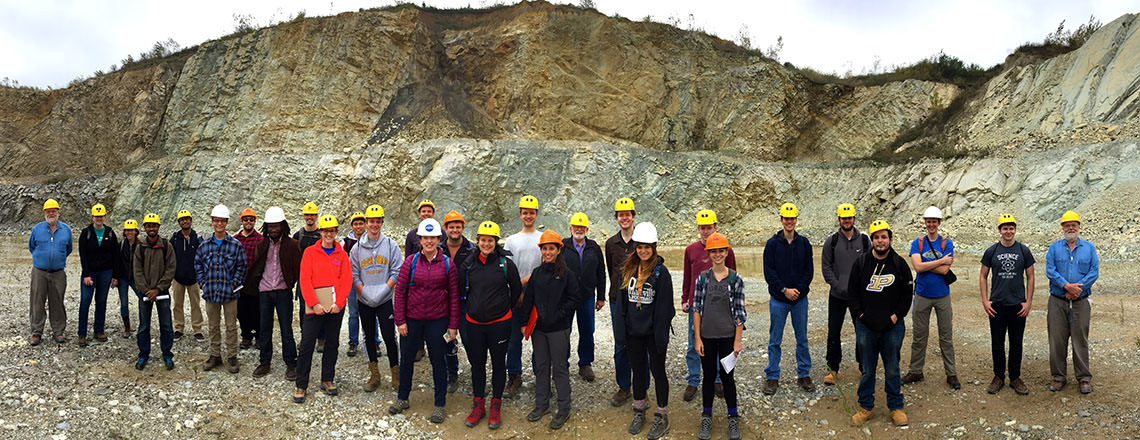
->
[1045, 210, 1099, 394]
[903, 206, 960, 390]
[28, 199, 73, 345]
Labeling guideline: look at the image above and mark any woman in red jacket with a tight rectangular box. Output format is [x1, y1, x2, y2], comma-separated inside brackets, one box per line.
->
[293, 215, 352, 404]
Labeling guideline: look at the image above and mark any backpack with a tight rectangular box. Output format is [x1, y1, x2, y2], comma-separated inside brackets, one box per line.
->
[830, 231, 870, 255]
[918, 235, 947, 256]
[407, 253, 451, 288]
[462, 255, 509, 301]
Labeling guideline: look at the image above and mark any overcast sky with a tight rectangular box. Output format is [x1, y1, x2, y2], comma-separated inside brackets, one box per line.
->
[1, 0, 1135, 88]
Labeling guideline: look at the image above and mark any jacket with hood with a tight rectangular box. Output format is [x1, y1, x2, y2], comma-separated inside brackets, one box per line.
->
[78, 224, 120, 277]
[614, 255, 675, 354]
[763, 230, 814, 304]
[134, 236, 177, 294]
[821, 228, 871, 300]
[459, 247, 522, 323]
[847, 247, 914, 333]
[519, 261, 582, 333]
[563, 237, 606, 303]
[349, 232, 404, 307]
[170, 229, 201, 285]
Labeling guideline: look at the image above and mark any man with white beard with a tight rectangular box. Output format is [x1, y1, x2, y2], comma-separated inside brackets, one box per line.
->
[28, 199, 73, 345]
[1045, 210, 1099, 394]
[561, 212, 607, 383]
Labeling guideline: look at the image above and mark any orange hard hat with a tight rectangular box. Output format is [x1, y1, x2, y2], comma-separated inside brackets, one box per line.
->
[443, 210, 465, 225]
[240, 208, 257, 219]
[704, 232, 730, 251]
[538, 229, 563, 248]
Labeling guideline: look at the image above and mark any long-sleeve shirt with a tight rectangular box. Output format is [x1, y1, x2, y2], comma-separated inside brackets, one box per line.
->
[562, 237, 607, 303]
[604, 232, 637, 302]
[681, 240, 737, 307]
[393, 251, 460, 329]
[349, 232, 404, 307]
[29, 221, 72, 271]
[1045, 238, 1099, 298]
[299, 242, 353, 313]
[848, 248, 914, 332]
[763, 230, 814, 304]
[232, 230, 262, 270]
[194, 234, 248, 303]
[78, 224, 119, 277]
[820, 228, 870, 300]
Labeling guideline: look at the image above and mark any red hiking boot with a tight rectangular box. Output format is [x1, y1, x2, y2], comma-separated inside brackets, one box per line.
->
[464, 397, 485, 427]
[488, 398, 503, 429]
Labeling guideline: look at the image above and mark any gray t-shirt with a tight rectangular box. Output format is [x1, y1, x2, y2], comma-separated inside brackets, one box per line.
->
[699, 272, 736, 339]
[504, 230, 542, 279]
[981, 241, 1035, 306]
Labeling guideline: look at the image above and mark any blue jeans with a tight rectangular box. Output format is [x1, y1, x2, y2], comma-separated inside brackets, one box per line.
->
[346, 286, 360, 345]
[609, 301, 632, 389]
[569, 295, 596, 367]
[78, 269, 113, 337]
[687, 309, 721, 386]
[856, 320, 905, 411]
[765, 298, 812, 380]
[398, 317, 449, 406]
[137, 294, 174, 361]
[507, 313, 524, 375]
[116, 280, 137, 319]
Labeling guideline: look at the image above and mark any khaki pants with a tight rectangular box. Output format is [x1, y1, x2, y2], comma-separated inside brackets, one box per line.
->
[172, 281, 203, 333]
[29, 268, 67, 337]
[205, 300, 239, 359]
[908, 295, 957, 377]
[1047, 295, 1091, 383]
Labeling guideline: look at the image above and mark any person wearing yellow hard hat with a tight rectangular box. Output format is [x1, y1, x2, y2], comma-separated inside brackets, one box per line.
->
[196, 204, 248, 374]
[247, 206, 301, 381]
[76, 203, 121, 347]
[848, 219, 914, 428]
[821, 203, 871, 386]
[1045, 210, 1099, 394]
[132, 212, 179, 371]
[294, 214, 354, 404]
[681, 209, 737, 402]
[293, 202, 323, 347]
[170, 208, 205, 341]
[404, 199, 437, 258]
[604, 196, 639, 405]
[28, 198, 73, 346]
[441, 210, 475, 391]
[348, 204, 404, 392]
[115, 218, 141, 339]
[903, 206, 960, 390]
[233, 208, 263, 351]
[762, 203, 816, 395]
[502, 194, 542, 398]
[563, 212, 606, 384]
[692, 232, 746, 439]
[979, 214, 1036, 396]
[338, 211, 368, 358]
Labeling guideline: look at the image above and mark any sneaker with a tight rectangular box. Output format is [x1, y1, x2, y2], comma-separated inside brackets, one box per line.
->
[851, 408, 873, 426]
[986, 377, 1004, 394]
[763, 379, 779, 395]
[824, 371, 836, 386]
[610, 388, 631, 406]
[293, 388, 306, 404]
[891, 409, 909, 426]
[504, 374, 522, 398]
[1079, 380, 1092, 394]
[321, 381, 338, 396]
[76, 336, 88, 347]
[488, 398, 502, 429]
[715, 382, 725, 398]
[193, 333, 205, 341]
[135, 357, 148, 370]
[29, 334, 42, 346]
[174, 331, 184, 340]
[646, 413, 669, 440]
[683, 385, 699, 402]
[628, 410, 646, 435]
[901, 372, 924, 384]
[430, 405, 446, 424]
[550, 411, 570, 430]
[203, 356, 222, 371]
[346, 343, 358, 357]
[1010, 378, 1029, 395]
[252, 364, 271, 378]
[527, 406, 549, 422]
[697, 414, 713, 440]
[227, 357, 240, 374]
[94, 333, 107, 342]
[946, 375, 961, 390]
[388, 399, 410, 415]
[316, 339, 324, 353]
[727, 415, 742, 440]
[240, 338, 252, 350]
[447, 374, 459, 394]
[285, 365, 297, 381]
[798, 377, 816, 392]
[579, 365, 596, 382]
[163, 357, 175, 371]
[464, 397, 485, 427]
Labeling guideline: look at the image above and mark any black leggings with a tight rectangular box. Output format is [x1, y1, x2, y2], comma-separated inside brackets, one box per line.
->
[700, 337, 738, 410]
[463, 319, 510, 399]
[627, 334, 669, 408]
[359, 300, 399, 367]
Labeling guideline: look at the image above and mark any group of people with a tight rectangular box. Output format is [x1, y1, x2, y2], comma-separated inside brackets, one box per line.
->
[26, 195, 1099, 437]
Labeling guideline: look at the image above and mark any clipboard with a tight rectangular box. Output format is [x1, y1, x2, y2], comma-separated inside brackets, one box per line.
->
[305, 287, 335, 313]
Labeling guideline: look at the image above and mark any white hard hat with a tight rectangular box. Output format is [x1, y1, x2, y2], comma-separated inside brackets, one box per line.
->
[417, 218, 443, 237]
[922, 206, 943, 219]
[631, 222, 658, 244]
[210, 204, 231, 219]
[264, 206, 286, 223]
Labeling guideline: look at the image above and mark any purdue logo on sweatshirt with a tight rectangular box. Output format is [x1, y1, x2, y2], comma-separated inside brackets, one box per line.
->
[866, 274, 896, 292]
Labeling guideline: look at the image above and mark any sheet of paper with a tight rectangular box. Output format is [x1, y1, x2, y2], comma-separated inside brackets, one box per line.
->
[143, 294, 170, 302]
[720, 351, 739, 373]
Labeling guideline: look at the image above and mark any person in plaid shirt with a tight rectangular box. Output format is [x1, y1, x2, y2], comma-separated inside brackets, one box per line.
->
[233, 208, 263, 349]
[195, 204, 248, 374]
[692, 233, 746, 440]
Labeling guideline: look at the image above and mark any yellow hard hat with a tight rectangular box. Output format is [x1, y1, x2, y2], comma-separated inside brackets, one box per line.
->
[317, 215, 338, 230]
[123, 219, 139, 230]
[43, 199, 60, 210]
[416, 200, 435, 211]
[302, 202, 319, 215]
[91, 203, 107, 216]
[143, 213, 161, 225]
[868, 219, 891, 236]
[365, 204, 385, 219]
[569, 212, 590, 228]
[519, 195, 539, 210]
[614, 197, 635, 212]
[477, 221, 501, 238]
[836, 203, 855, 218]
[695, 209, 718, 226]
[1060, 210, 1080, 225]
[997, 213, 1016, 227]
[349, 211, 365, 223]
[176, 209, 192, 220]
[780, 203, 799, 218]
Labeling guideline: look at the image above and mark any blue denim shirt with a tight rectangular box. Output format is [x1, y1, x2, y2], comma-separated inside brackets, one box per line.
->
[193, 234, 247, 303]
[1045, 238, 1099, 298]
[29, 221, 72, 271]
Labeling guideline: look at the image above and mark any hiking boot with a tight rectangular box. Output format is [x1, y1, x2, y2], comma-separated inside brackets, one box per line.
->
[29, 334, 42, 346]
[798, 376, 816, 392]
[579, 365, 596, 382]
[763, 379, 779, 395]
[53, 334, 68, 344]
[316, 339, 324, 353]
[203, 356, 223, 371]
[488, 398, 503, 429]
[135, 357, 148, 370]
[227, 357, 240, 374]
[1010, 378, 1029, 395]
[430, 405, 446, 424]
[610, 388, 631, 406]
[647, 413, 669, 440]
[193, 333, 205, 341]
[1079, 380, 1092, 394]
[697, 414, 713, 440]
[683, 385, 699, 402]
[504, 374, 522, 398]
[901, 372, 924, 384]
[364, 362, 381, 392]
[415, 348, 425, 362]
[121, 317, 132, 339]
[240, 338, 252, 349]
[285, 365, 297, 381]
[94, 333, 107, 342]
[77, 336, 88, 347]
[163, 357, 175, 371]
[727, 415, 742, 440]
[388, 399, 409, 415]
[253, 363, 271, 378]
[527, 406, 549, 422]
[447, 374, 459, 394]
[891, 409, 909, 426]
[464, 397, 485, 427]
[824, 371, 836, 385]
[715, 382, 725, 398]
[1049, 379, 1065, 391]
[550, 410, 570, 430]
[321, 381, 338, 396]
[390, 366, 400, 391]
[851, 408, 873, 426]
[346, 343, 358, 357]
[628, 410, 646, 434]
[293, 388, 306, 404]
[946, 375, 961, 390]
[986, 377, 1004, 394]
[174, 331, 184, 340]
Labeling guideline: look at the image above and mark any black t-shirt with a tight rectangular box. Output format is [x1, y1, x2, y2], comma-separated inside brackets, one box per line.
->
[981, 241, 1035, 306]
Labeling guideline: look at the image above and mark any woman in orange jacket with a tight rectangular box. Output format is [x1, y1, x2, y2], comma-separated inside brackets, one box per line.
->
[293, 215, 353, 403]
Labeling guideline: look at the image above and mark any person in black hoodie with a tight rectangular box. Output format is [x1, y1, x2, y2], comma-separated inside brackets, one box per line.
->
[519, 230, 581, 430]
[613, 222, 674, 440]
[170, 210, 204, 340]
[114, 219, 142, 339]
[77, 203, 120, 346]
[848, 220, 913, 428]
[458, 221, 522, 430]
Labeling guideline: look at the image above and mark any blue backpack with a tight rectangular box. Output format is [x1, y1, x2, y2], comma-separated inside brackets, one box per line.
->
[407, 253, 451, 288]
